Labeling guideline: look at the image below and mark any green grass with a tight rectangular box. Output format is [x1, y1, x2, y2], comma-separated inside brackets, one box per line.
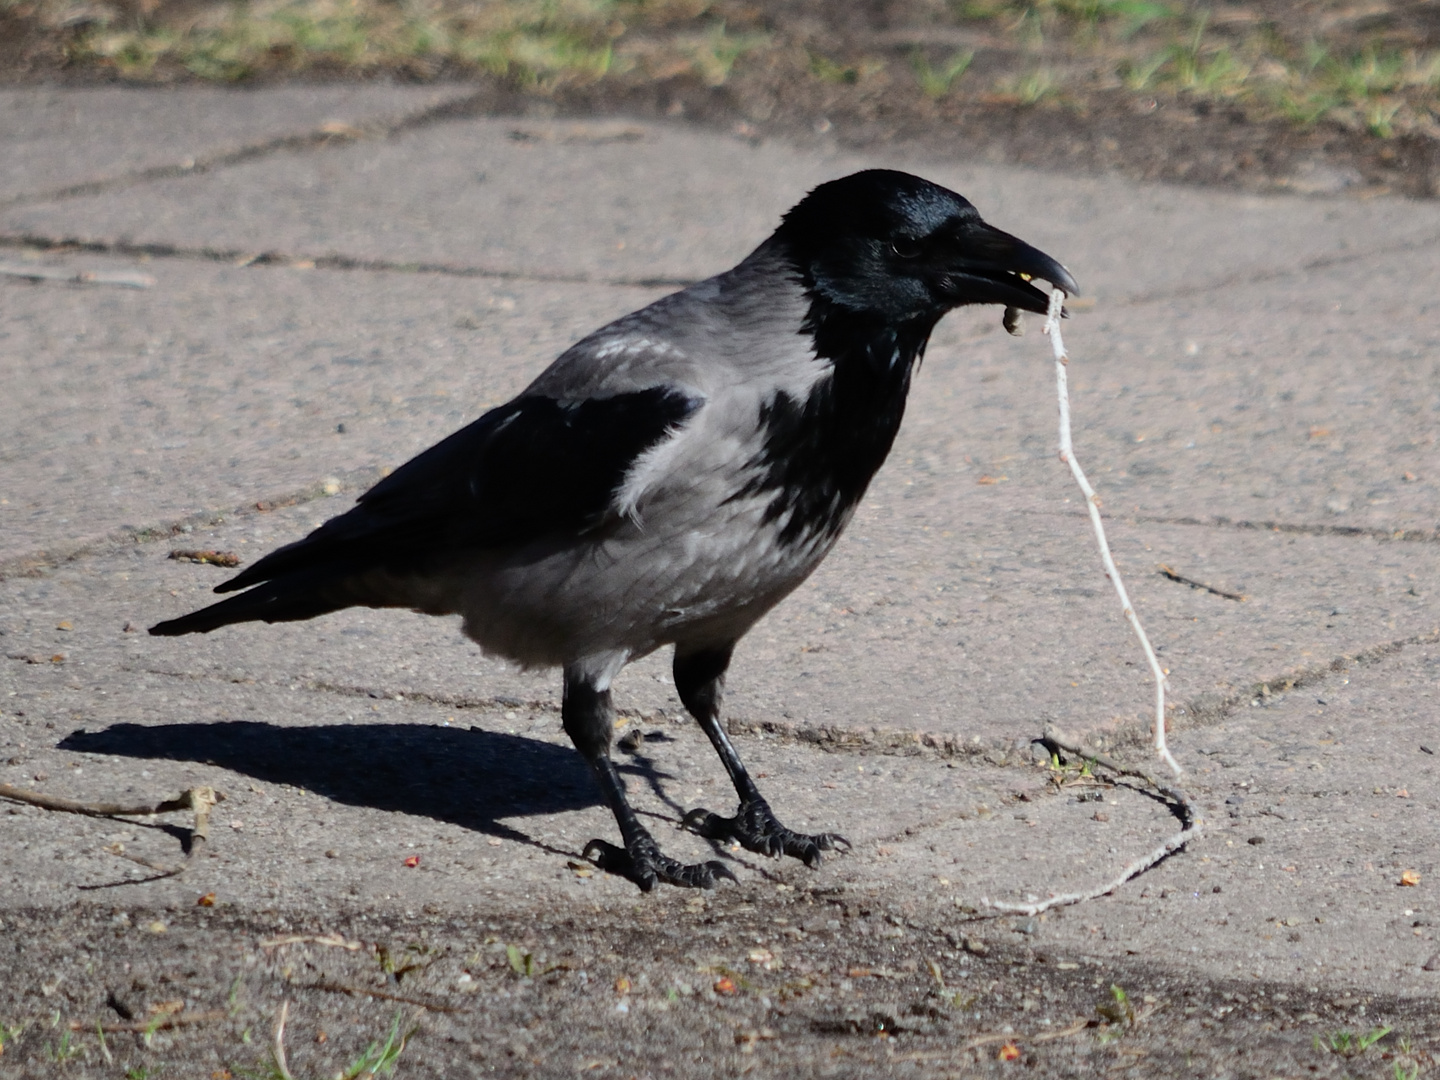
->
[77, 0, 629, 83]
[54, 0, 769, 87]
[948, 0, 1440, 135]
[42, 1029, 80, 1063]
[911, 48, 975, 98]
[342, 1012, 413, 1079]
[0, 1020, 25, 1053]
[1316, 1025, 1392, 1056]
[8, 0, 1439, 139]
[243, 1008, 414, 1080]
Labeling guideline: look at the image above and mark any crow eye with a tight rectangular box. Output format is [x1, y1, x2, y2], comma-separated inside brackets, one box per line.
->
[890, 237, 923, 259]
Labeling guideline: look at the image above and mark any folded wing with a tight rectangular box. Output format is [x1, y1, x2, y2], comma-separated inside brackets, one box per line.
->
[150, 387, 701, 636]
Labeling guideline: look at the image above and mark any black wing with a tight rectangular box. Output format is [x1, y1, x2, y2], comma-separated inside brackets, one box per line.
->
[150, 387, 700, 635]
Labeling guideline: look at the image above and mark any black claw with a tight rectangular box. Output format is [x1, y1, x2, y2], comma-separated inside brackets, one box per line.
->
[582, 837, 734, 891]
[682, 808, 731, 841]
[684, 798, 846, 868]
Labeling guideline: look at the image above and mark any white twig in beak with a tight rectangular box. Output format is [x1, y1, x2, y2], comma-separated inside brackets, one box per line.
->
[1044, 287, 1179, 775]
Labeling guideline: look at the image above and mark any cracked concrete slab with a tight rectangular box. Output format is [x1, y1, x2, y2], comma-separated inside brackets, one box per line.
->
[3, 179, 1436, 576]
[2, 613, 1436, 1000]
[0, 254, 665, 566]
[3, 244, 1437, 748]
[5, 112, 1440, 298]
[3, 85, 1440, 1074]
[3, 471, 1436, 751]
[0, 85, 479, 205]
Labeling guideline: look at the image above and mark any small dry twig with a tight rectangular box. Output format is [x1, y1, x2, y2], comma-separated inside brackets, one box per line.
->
[894, 1019, 1090, 1061]
[0, 261, 155, 289]
[69, 1011, 226, 1034]
[0, 784, 218, 877]
[169, 549, 242, 568]
[272, 1000, 297, 1080]
[1157, 563, 1245, 602]
[304, 978, 463, 1013]
[260, 932, 365, 952]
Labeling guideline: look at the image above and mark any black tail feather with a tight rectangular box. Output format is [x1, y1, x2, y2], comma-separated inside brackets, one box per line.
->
[149, 577, 353, 636]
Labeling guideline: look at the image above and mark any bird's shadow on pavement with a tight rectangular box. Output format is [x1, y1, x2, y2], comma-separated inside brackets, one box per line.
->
[59, 721, 598, 856]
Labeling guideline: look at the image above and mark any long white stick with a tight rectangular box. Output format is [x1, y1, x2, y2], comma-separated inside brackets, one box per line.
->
[985, 820, 1197, 917]
[1044, 290, 1181, 777]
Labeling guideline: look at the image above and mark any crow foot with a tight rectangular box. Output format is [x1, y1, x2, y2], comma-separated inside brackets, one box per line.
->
[683, 796, 850, 868]
[582, 836, 737, 892]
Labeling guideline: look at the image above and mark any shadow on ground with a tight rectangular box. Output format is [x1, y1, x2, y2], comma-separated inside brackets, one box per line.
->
[60, 721, 601, 841]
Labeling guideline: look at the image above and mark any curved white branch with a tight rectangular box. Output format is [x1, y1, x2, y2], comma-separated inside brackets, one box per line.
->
[1044, 290, 1181, 777]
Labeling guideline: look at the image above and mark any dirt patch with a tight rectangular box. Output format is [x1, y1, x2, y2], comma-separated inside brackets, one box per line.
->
[1, 899, 1436, 1078]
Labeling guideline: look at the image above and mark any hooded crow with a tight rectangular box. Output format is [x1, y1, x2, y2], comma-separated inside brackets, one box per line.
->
[152, 169, 1077, 891]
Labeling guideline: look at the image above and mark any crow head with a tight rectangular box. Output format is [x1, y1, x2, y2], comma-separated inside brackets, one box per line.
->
[776, 169, 1078, 323]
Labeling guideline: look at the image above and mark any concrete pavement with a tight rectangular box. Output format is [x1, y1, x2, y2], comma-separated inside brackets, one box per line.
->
[1, 87, 1438, 1075]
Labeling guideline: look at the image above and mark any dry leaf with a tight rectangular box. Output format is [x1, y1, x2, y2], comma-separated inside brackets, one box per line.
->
[169, 550, 242, 568]
[1400, 870, 1421, 886]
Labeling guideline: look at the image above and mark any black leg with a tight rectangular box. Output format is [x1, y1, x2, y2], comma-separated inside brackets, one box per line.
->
[674, 645, 849, 868]
[562, 662, 734, 891]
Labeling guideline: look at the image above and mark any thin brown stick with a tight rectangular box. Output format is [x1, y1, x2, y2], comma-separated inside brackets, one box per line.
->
[1157, 564, 1245, 602]
[0, 783, 201, 818]
[260, 933, 365, 952]
[965, 1018, 1091, 1050]
[890, 1020, 1091, 1062]
[69, 1010, 227, 1034]
[1032, 1018, 1092, 1043]
[1044, 725, 1192, 807]
[304, 979, 463, 1013]
[0, 784, 218, 879]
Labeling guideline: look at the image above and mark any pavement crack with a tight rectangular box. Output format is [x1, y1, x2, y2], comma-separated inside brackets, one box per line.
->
[0, 232, 694, 290]
[1023, 507, 1440, 545]
[1137, 513, 1440, 544]
[724, 715, 1037, 763]
[1110, 227, 1440, 308]
[0, 90, 500, 212]
[1179, 627, 1440, 730]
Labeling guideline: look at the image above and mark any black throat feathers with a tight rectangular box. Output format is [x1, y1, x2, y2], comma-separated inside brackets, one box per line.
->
[738, 292, 942, 547]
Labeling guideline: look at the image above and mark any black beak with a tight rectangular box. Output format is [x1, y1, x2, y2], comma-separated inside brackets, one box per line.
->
[936, 217, 1079, 314]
